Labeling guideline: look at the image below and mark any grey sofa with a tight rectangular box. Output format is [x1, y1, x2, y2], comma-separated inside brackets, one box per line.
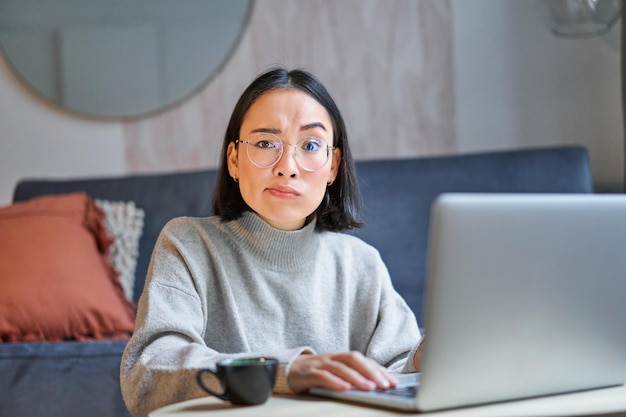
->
[0, 146, 593, 417]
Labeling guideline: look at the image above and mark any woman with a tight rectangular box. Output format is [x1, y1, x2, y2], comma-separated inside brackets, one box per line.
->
[120, 67, 422, 417]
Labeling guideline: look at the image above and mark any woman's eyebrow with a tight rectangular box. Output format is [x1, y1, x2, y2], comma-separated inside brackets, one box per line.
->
[250, 127, 281, 134]
[250, 123, 327, 134]
[301, 122, 327, 131]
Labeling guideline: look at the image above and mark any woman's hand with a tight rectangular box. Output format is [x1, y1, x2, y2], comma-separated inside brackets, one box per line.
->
[287, 351, 398, 393]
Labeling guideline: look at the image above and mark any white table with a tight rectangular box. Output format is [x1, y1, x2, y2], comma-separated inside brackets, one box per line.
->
[151, 384, 626, 417]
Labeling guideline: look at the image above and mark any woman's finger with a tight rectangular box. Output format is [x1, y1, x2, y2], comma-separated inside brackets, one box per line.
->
[330, 351, 397, 389]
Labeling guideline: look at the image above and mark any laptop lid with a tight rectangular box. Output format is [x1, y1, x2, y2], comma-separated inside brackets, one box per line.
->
[417, 193, 626, 411]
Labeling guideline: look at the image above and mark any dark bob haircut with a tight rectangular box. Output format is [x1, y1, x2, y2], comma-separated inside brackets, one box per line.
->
[213, 67, 363, 232]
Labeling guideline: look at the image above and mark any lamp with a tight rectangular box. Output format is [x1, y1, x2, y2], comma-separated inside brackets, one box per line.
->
[545, 0, 622, 38]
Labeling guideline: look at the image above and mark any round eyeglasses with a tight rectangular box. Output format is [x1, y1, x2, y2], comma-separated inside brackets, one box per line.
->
[236, 133, 335, 172]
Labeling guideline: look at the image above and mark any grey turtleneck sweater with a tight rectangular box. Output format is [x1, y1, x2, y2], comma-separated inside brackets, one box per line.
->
[120, 212, 421, 417]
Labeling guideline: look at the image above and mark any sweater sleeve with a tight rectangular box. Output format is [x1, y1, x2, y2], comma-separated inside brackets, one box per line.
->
[360, 252, 422, 373]
[119, 220, 314, 417]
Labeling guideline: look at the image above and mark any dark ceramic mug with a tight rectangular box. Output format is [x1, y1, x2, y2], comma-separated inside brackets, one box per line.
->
[196, 357, 278, 405]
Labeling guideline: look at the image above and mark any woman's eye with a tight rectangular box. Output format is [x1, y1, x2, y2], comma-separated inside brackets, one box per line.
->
[301, 139, 322, 152]
[254, 140, 277, 149]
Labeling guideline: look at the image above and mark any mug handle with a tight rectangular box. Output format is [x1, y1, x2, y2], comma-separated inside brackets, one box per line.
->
[196, 368, 230, 401]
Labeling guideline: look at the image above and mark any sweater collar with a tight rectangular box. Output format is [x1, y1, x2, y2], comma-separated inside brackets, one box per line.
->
[227, 211, 319, 271]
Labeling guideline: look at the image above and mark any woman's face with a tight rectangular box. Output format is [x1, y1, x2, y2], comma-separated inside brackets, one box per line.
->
[227, 89, 341, 231]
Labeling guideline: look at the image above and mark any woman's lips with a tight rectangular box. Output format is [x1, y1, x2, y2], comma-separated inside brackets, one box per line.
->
[266, 186, 300, 198]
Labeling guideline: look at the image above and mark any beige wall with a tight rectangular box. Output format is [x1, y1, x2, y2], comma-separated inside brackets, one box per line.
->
[0, 55, 126, 204]
[124, 0, 455, 172]
[453, 1, 622, 192]
[0, 0, 623, 205]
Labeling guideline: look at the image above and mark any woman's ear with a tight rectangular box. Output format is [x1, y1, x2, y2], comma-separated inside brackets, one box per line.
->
[329, 147, 341, 183]
[227, 142, 239, 179]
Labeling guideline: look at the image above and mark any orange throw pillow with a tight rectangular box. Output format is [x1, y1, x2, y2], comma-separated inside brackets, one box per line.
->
[0, 192, 136, 342]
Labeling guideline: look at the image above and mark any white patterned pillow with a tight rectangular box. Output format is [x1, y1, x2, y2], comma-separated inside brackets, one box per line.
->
[95, 199, 145, 302]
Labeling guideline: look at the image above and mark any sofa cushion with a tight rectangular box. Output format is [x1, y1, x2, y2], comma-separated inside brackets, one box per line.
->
[0, 192, 136, 342]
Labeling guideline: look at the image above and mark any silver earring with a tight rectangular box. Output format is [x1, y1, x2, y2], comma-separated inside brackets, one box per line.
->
[233, 177, 239, 183]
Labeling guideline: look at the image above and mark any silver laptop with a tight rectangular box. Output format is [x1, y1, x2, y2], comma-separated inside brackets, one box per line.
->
[310, 193, 626, 412]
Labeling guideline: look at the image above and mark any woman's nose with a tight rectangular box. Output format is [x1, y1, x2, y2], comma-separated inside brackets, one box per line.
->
[274, 143, 299, 177]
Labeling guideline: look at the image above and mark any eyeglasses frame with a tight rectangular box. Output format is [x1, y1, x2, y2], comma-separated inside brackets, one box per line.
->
[235, 133, 336, 172]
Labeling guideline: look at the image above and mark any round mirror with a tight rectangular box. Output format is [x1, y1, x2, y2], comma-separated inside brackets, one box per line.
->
[0, 0, 252, 119]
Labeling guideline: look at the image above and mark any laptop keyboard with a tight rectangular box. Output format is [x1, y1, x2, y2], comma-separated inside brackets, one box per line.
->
[375, 384, 418, 398]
